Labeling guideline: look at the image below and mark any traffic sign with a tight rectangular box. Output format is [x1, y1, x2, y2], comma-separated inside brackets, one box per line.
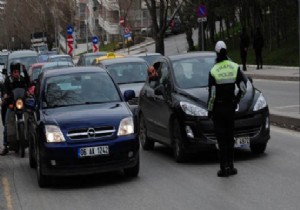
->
[119, 16, 124, 26]
[67, 25, 73, 35]
[197, 17, 207, 23]
[124, 33, 132, 39]
[93, 44, 98, 53]
[68, 42, 73, 56]
[124, 27, 130, 34]
[92, 36, 98, 44]
[197, 4, 207, 17]
[67, 35, 73, 44]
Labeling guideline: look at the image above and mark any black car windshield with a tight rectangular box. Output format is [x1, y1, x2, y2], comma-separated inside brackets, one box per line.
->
[172, 56, 215, 89]
[105, 62, 148, 84]
[9, 56, 38, 72]
[43, 72, 121, 108]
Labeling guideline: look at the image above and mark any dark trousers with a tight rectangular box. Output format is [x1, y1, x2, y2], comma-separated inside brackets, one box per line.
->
[212, 104, 235, 170]
[255, 49, 263, 69]
[240, 50, 247, 71]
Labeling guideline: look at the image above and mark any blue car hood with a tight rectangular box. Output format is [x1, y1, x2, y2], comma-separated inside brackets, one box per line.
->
[42, 102, 131, 129]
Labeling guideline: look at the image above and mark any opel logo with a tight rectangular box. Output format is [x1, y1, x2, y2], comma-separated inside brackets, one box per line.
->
[87, 128, 96, 138]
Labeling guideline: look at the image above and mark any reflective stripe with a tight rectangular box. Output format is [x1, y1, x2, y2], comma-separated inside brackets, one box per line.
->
[215, 78, 236, 85]
[210, 60, 239, 84]
[208, 86, 216, 111]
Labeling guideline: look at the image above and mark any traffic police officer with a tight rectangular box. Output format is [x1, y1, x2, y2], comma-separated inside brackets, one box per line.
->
[207, 41, 247, 177]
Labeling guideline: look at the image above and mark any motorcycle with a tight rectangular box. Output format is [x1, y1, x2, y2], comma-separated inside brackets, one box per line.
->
[7, 88, 29, 158]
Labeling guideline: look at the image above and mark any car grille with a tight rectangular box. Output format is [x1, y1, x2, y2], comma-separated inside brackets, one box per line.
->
[67, 126, 116, 140]
[204, 125, 262, 141]
[127, 97, 139, 105]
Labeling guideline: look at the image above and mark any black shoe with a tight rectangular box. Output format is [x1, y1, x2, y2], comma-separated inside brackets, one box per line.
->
[217, 169, 229, 177]
[0, 147, 9, 156]
[228, 167, 238, 176]
[256, 67, 259, 70]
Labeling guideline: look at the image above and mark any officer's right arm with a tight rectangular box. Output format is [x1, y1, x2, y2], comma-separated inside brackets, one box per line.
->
[207, 72, 216, 113]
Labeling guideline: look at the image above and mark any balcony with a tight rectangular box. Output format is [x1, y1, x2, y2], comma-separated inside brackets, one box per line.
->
[97, 15, 119, 35]
[97, 0, 119, 11]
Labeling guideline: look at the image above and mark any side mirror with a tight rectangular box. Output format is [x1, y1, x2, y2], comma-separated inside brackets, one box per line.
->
[154, 85, 164, 96]
[123, 90, 135, 102]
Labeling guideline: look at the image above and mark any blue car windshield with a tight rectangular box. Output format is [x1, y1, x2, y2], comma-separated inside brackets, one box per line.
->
[43, 72, 121, 108]
[105, 62, 148, 84]
[172, 56, 215, 89]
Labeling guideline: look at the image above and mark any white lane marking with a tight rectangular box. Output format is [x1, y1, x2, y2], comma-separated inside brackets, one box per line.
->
[274, 105, 300, 109]
[2, 176, 14, 210]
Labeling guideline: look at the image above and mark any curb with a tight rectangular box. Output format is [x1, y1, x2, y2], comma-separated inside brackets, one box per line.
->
[244, 74, 299, 81]
[269, 109, 300, 132]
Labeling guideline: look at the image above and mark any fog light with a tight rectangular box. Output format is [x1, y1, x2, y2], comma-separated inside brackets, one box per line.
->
[265, 117, 269, 129]
[128, 151, 133, 158]
[185, 126, 194, 138]
[50, 160, 56, 166]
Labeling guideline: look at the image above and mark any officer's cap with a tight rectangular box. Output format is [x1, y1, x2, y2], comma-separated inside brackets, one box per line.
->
[215, 41, 227, 53]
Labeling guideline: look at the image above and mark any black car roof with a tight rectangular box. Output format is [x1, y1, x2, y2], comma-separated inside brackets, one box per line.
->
[168, 51, 216, 61]
[42, 66, 106, 79]
[100, 57, 148, 65]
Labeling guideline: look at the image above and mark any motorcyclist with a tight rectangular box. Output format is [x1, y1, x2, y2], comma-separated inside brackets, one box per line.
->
[1, 61, 30, 155]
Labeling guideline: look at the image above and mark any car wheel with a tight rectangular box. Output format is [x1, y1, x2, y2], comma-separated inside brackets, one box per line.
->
[139, 114, 154, 150]
[172, 119, 186, 163]
[36, 147, 50, 188]
[124, 155, 140, 178]
[250, 143, 267, 154]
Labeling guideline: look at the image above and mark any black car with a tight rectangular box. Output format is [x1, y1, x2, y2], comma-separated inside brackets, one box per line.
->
[138, 52, 270, 162]
[27, 67, 139, 187]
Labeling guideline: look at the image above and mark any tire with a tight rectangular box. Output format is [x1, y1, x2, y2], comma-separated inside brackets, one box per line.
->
[139, 114, 154, 150]
[172, 119, 186, 163]
[18, 123, 25, 158]
[36, 147, 50, 188]
[250, 143, 267, 154]
[29, 135, 36, 168]
[124, 155, 139, 178]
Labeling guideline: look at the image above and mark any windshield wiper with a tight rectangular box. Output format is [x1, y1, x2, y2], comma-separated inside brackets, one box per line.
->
[84, 101, 106, 104]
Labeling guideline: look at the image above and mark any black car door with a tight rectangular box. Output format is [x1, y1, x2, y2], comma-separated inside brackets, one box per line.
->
[142, 60, 172, 144]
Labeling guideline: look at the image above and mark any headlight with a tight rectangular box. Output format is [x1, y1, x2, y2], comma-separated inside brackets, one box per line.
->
[45, 125, 65, 143]
[180, 101, 208, 117]
[117, 117, 134, 136]
[16, 99, 23, 110]
[253, 93, 267, 111]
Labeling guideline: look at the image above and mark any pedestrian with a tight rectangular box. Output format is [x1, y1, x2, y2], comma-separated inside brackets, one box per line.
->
[239, 27, 250, 71]
[207, 41, 248, 177]
[253, 27, 264, 69]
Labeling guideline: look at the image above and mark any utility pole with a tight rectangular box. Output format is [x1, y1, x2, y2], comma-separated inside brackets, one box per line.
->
[86, 3, 89, 53]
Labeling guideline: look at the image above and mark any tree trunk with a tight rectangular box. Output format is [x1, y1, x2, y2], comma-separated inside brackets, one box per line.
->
[155, 35, 165, 55]
[186, 28, 195, 51]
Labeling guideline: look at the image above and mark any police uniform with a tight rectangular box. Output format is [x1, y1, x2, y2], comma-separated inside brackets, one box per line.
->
[208, 41, 247, 177]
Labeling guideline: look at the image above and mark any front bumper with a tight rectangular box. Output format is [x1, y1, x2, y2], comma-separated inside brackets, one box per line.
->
[39, 136, 139, 176]
[180, 109, 270, 153]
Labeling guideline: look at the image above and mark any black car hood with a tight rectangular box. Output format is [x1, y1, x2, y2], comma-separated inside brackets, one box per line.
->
[176, 81, 256, 113]
[41, 102, 131, 128]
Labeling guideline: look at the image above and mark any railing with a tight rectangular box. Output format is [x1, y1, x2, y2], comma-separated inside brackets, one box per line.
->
[101, 0, 119, 11]
[97, 15, 119, 35]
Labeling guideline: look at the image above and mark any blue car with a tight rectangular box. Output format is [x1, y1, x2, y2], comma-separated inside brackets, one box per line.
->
[27, 67, 139, 187]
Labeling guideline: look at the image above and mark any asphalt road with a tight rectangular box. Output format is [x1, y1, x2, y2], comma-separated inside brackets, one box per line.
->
[252, 79, 299, 114]
[0, 126, 300, 210]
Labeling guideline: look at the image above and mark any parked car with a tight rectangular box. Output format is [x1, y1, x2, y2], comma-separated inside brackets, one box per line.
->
[138, 52, 270, 162]
[0, 51, 9, 72]
[27, 66, 140, 187]
[96, 57, 149, 114]
[47, 54, 74, 65]
[6, 50, 38, 74]
[28, 63, 45, 82]
[76, 52, 107, 66]
[131, 53, 162, 65]
[37, 51, 58, 63]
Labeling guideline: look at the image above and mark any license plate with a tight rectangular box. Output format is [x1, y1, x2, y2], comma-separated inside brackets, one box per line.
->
[234, 136, 250, 148]
[79, 146, 109, 157]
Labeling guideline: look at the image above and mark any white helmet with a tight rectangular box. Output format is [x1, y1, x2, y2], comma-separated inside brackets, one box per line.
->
[215, 41, 227, 53]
